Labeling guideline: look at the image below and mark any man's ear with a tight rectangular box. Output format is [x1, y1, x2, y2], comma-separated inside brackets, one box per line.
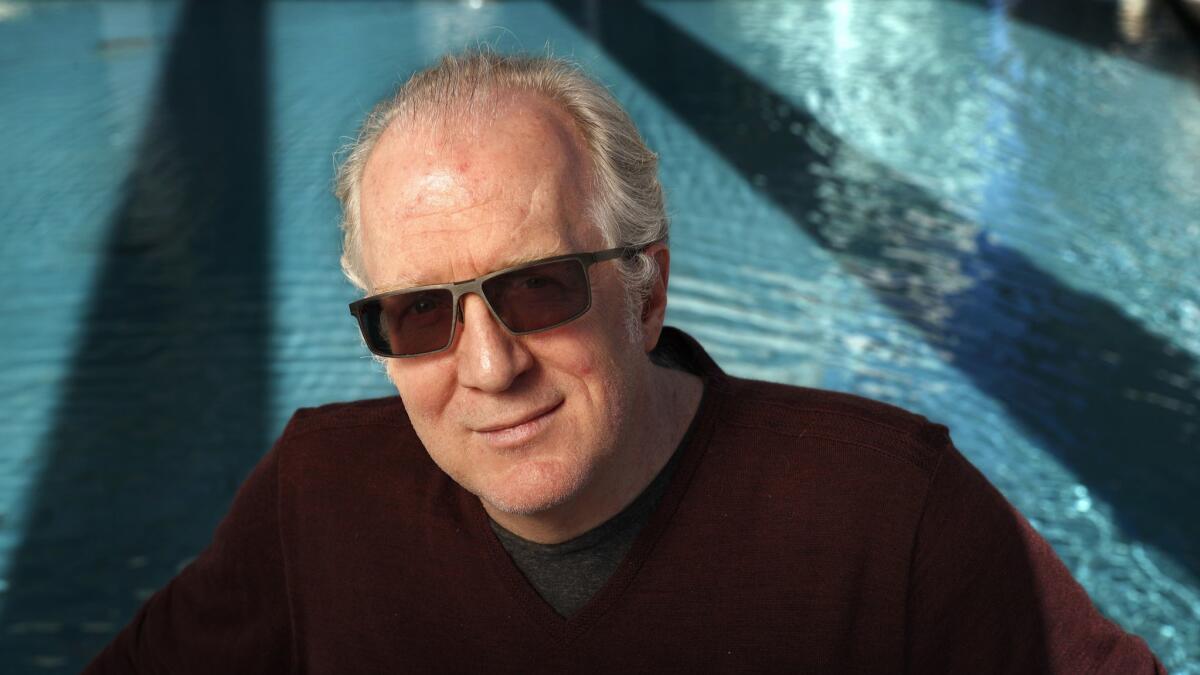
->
[639, 243, 671, 353]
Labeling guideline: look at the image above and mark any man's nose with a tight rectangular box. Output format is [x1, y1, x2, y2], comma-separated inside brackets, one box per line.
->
[454, 293, 534, 393]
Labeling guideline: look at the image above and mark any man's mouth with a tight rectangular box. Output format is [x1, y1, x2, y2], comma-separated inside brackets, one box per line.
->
[473, 401, 563, 447]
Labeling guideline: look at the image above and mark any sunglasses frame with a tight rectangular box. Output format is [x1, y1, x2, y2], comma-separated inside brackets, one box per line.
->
[348, 244, 648, 358]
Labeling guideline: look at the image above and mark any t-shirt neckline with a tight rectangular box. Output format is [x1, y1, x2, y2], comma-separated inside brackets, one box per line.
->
[468, 326, 728, 641]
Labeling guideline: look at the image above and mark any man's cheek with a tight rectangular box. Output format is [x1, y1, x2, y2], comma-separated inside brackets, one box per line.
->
[391, 361, 456, 412]
[576, 360, 594, 377]
[534, 325, 605, 376]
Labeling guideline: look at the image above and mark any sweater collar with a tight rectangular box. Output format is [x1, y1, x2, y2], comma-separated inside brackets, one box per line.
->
[653, 325, 726, 379]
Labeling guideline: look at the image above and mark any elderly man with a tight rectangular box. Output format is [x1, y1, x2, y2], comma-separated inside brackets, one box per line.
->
[87, 52, 1163, 673]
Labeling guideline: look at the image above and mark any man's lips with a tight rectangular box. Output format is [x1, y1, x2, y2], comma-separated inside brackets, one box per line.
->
[472, 401, 563, 447]
[473, 401, 563, 433]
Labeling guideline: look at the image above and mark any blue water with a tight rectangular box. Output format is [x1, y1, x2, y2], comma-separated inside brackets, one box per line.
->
[1, 0, 1198, 671]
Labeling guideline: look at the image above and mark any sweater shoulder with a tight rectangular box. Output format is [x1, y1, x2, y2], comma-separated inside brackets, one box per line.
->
[284, 395, 411, 437]
[271, 395, 434, 482]
[717, 376, 950, 475]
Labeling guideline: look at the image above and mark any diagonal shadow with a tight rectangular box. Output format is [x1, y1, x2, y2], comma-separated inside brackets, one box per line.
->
[0, 1, 269, 671]
[549, 0, 1200, 585]
[949, 0, 1200, 85]
[955, 0, 1200, 71]
[953, 0, 1200, 86]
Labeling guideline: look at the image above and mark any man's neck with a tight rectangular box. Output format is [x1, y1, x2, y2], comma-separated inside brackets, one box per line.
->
[483, 364, 704, 545]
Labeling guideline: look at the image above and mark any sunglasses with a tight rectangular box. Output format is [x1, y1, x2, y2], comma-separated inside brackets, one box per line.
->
[349, 244, 649, 358]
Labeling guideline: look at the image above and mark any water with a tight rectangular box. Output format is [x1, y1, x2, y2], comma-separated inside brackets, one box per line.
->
[1, 0, 1198, 671]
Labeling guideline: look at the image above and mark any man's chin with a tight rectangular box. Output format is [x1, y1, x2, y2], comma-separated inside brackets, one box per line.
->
[476, 460, 587, 518]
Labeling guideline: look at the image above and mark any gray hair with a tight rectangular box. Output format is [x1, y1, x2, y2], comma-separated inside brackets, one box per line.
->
[333, 50, 668, 337]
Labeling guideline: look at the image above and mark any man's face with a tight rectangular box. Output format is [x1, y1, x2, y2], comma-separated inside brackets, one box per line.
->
[358, 95, 653, 520]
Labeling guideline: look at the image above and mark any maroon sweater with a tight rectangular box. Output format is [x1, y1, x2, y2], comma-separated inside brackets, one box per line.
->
[86, 329, 1164, 673]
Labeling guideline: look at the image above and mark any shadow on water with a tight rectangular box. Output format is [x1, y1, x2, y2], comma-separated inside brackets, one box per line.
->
[549, 0, 1200, 586]
[950, 0, 1200, 84]
[0, 1, 268, 671]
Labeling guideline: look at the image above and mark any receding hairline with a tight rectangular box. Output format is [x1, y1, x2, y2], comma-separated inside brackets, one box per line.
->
[357, 90, 604, 293]
[363, 86, 596, 183]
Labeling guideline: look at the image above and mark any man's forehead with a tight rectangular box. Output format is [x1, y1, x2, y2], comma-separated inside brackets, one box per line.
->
[359, 94, 597, 295]
[361, 107, 588, 224]
[361, 132, 489, 224]
[401, 166, 479, 219]
[362, 190, 581, 293]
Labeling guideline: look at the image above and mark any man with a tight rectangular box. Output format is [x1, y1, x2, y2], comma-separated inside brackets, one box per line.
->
[87, 51, 1164, 673]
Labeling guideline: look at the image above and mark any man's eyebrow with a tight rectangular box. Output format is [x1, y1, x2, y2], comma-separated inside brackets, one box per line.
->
[493, 250, 559, 272]
[372, 274, 422, 294]
[371, 249, 564, 294]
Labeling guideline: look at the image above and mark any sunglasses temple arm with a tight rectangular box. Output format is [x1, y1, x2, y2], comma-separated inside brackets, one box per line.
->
[591, 242, 659, 264]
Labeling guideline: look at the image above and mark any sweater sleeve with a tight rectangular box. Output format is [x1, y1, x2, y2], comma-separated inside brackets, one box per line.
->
[904, 432, 1165, 674]
[82, 436, 293, 674]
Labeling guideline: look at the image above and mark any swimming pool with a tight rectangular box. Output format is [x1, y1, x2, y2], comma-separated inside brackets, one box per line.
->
[1, 0, 1197, 671]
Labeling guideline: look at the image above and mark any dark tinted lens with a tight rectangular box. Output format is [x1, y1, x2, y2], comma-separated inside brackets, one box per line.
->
[482, 259, 590, 333]
[361, 288, 455, 356]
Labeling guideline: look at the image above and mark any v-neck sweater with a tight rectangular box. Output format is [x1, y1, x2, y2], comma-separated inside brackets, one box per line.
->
[85, 328, 1164, 674]
[487, 422, 684, 618]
